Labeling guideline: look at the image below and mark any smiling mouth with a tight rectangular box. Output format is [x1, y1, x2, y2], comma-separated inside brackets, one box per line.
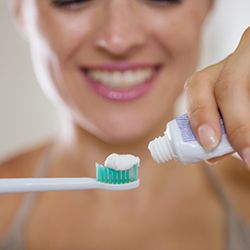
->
[80, 64, 161, 101]
[82, 65, 160, 89]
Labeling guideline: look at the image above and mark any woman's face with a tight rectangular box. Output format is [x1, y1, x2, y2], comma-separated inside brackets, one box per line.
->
[17, 0, 210, 144]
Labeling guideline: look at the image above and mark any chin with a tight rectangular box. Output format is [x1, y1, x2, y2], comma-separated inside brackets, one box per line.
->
[97, 130, 148, 146]
[93, 119, 157, 145]
[73, 105, 167, 146]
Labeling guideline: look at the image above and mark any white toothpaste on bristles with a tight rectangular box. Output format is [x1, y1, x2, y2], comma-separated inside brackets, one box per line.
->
[104, 153, 140, 170]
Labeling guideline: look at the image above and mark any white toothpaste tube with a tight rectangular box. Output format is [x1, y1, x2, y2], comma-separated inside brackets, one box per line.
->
[148, 113, 234, 164]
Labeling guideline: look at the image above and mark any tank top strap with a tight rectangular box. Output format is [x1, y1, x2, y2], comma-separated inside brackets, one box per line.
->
[0, 145, 54, 250]
[202, 162, 232, 209]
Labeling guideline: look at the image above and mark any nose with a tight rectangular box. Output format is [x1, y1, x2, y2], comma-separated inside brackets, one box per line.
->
[94, 2, 146, 57]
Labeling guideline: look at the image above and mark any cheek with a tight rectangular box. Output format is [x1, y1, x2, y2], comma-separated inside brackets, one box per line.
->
[144, 9, 205, 108]
[36, 11, 92, 64]
[28, 7, 96, 105]
[149, 7, 204, 74]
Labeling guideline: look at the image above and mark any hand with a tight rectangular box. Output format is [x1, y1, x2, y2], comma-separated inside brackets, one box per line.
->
[184, 27, 250, 168]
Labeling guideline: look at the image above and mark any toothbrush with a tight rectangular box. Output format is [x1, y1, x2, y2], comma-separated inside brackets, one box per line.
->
[0, 163, 139, 194]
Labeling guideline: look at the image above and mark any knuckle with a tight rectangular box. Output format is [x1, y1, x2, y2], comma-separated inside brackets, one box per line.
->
[238, 27, 250, 47]
[214, 76, 234, 101]
[188, 105, 208, 129]
[243, 26, 250, 39]
[227, 124, 250, 147]
[184, 72, 211, 91]
[184, 75, 196, 91]
[184, 77, 192, 91]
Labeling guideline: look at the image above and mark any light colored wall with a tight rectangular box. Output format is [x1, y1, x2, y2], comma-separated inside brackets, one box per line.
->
[0, 0, 250, 159]
[199, 0, 250, 68]
[0, 1, 59, 159]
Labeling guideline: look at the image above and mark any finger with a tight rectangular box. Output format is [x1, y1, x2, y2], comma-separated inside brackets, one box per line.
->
[206, 152, 243, 166]
[205, 152, 232, 165]
[214, 56, 250, 168]
[205, 158, 219, 166]
[234, 27, 250, 54]
[231, 152, 243, 161]
[184, 61, 225, 151]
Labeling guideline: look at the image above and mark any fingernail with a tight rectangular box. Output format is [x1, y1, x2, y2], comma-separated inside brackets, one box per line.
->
[205, 160, 218, 166]
[241, 148, 250, 168]
[198, 124, 219, 151]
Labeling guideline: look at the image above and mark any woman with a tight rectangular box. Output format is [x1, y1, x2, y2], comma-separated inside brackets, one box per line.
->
[0, 0, 250, 249]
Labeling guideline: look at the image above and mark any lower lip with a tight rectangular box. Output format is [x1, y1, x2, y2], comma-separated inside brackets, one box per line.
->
[81, 69, 159, 101]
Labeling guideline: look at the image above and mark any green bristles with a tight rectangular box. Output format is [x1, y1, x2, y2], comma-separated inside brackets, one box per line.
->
[96, 163, 139, 184]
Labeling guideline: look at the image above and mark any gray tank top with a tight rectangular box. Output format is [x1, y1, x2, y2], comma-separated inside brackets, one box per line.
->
[1, 150, 250, 250]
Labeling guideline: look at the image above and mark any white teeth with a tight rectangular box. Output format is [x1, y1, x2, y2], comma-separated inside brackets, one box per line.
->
[86, 68, 155, 88]
[112, 72, 123, 84]
[124, 71, 135, 84]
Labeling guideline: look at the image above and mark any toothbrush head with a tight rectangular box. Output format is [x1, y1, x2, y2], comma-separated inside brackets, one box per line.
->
[96, 163, 139, 184]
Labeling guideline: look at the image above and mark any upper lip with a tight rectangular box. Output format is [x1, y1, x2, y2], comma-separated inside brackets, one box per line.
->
[81, 62, 161, 72]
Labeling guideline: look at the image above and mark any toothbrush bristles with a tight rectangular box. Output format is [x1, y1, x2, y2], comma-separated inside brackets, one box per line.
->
[96, 164, 138, 184]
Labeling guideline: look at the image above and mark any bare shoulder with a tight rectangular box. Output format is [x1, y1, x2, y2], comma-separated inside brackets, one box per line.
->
[215, 156, 250, 222]
[0, 140, 52, 237]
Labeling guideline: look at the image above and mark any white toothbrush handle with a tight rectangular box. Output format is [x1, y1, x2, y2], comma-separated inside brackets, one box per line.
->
[0, 178, 140, 194]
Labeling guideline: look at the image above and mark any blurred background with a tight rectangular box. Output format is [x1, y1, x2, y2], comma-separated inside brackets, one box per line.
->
[0, 0, 250, 159]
